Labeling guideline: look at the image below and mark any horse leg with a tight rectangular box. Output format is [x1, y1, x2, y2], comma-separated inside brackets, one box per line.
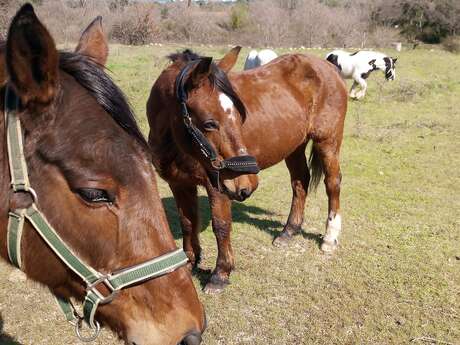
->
[204, 185, 234, 294]
[356, 77, 367, 99]
[273, 143, 310, 247]
[356, 78, 367, 99]
[349, 81, 359, 99]
[171, 184, 202, 267]
[315, 140, 343, 253]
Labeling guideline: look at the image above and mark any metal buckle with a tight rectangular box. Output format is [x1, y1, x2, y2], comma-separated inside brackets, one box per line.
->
[211, 159, 224, 170]
[86, 276, 119, 305]
[75, 317, 101, 343]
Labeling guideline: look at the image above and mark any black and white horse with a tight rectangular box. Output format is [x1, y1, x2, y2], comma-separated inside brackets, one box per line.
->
[244, 49, 278, 70]
[326, 50, 398, 99]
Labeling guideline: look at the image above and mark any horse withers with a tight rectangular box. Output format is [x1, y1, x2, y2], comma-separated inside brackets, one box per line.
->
[147, 47, 347, 293]
[0, 5, 205, 345]
[326, 50, 398, 99]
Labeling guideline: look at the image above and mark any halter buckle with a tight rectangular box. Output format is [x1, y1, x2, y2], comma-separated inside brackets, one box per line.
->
[87, 276, 119, 305]
[211, 159, 224, 170]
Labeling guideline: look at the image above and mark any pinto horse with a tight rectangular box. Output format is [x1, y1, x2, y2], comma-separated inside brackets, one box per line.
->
[147, 47, 347, 293]
[0, 5, 205, 345]
[326, 50, 397, 99]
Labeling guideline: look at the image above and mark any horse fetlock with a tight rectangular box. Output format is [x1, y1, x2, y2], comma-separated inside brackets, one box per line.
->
[322, 214, 341, 252]
[185, 250, 200, 267]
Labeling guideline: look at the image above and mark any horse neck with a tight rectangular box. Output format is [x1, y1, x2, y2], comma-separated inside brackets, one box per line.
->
[0, 98, 11, 260]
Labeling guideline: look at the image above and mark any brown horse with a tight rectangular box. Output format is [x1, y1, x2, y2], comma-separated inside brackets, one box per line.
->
[147, 47, 347, 293]
[1, 5, 205, 345]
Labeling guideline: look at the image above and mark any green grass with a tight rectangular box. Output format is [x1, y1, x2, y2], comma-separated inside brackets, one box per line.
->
[1, 44, 459, 345]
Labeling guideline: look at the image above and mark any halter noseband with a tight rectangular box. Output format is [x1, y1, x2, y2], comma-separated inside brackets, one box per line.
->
[4, 86, 189, 342]
[175, 61, 260, 189]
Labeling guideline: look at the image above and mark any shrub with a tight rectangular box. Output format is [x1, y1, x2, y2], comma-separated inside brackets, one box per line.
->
[442, 36, 460, 53]
[111, 5, 156, 45]
[229, 2, 249, 30]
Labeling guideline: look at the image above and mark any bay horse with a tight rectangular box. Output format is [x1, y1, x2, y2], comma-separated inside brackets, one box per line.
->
[326, 50, 397, 99]
[147, 47, 347, 293]
[0, 5, 205, 345]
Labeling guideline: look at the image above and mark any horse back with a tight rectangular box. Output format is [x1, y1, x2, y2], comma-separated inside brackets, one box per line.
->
[230, 53, 347, 166]
[234, 53, 346, 124]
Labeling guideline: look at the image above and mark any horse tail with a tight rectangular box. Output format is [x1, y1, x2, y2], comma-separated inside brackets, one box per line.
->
[308, 144, 323, 192]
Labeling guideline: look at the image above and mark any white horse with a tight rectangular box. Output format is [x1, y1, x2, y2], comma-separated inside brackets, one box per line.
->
[326, 50, 398, 99]
[244, 49, 278, 70]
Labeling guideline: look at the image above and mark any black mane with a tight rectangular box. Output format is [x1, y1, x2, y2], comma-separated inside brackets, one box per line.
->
[59, 52, 148, 148]
[169, 49, 247, 119]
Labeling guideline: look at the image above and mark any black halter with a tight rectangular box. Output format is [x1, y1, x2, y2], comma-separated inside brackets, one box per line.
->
[175, 60, 260, 189]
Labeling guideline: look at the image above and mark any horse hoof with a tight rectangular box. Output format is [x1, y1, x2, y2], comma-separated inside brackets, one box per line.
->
[321, 240, 338, 253]
[272, 234, 292, 247]
[203, 282, 226, 294]
[203, 275, 229, 294]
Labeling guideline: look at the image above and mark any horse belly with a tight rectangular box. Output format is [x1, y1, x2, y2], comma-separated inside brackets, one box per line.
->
[243, 115, 307, 169]
[339, 64, 354, 79]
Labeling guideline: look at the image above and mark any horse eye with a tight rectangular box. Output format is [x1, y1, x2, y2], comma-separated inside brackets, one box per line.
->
[203, 120, 220, 131]
[76, 188, 113, 203]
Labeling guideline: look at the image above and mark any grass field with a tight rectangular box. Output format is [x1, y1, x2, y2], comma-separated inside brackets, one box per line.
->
[0, 44, 459, 345]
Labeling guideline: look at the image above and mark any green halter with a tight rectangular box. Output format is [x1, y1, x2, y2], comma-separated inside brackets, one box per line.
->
[4, 86, 189, 342]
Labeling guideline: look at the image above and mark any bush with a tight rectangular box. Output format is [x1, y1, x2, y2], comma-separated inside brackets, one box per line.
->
[229, 3, 249, 30]
[442, 36, 460, 53]
[111, 4, 156, 45]
[373, 0, 460, 44]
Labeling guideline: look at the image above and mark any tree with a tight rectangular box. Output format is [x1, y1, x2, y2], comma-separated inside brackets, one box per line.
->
[373, 0, 460, 43]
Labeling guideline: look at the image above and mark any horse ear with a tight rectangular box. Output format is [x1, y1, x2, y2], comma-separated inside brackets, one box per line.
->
[6, 4, 58, 107]
[368, 59, 376, 66]
[186, 57, 213, 89]
[75, 16, 108, 67]
[218, 46, 242, 72]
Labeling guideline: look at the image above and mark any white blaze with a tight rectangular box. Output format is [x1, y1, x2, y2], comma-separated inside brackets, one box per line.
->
[219, 93, 236, 121]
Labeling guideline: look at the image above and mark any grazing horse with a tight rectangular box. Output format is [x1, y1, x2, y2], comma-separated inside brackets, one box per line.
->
[243, 49, 278, 70]
[326, 50, 397, 99]
[0, 5, 205, 345]
[147, 47, 347, 293]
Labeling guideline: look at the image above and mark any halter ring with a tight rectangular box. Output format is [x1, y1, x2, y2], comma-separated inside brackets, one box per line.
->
[75, 318, 101, 343]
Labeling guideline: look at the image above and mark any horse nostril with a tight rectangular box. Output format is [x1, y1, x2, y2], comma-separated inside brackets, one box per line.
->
[180, 332, 202, 345]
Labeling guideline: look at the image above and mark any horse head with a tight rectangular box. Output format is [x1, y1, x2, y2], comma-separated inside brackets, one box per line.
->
[383, 56, 398, 81]
[0, 5, 205, 345]
[154, 46, 260, 201]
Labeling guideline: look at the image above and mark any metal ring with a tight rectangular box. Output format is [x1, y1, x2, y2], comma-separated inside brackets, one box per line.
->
[27, 187, 38, 203]
[75, 319, 101, 343]
[211, 159, 224, 170]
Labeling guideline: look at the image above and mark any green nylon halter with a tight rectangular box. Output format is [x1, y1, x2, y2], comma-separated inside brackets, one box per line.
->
[4, 86, 189, 342]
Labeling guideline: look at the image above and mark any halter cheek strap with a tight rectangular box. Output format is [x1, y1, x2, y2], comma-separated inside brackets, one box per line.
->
[175, 60, 260, 189]
[4, 86, 189, 342]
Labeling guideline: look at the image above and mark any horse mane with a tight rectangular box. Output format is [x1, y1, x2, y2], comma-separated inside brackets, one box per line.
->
[168, 49, 247, 119]
[59, 52, 148, 148]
